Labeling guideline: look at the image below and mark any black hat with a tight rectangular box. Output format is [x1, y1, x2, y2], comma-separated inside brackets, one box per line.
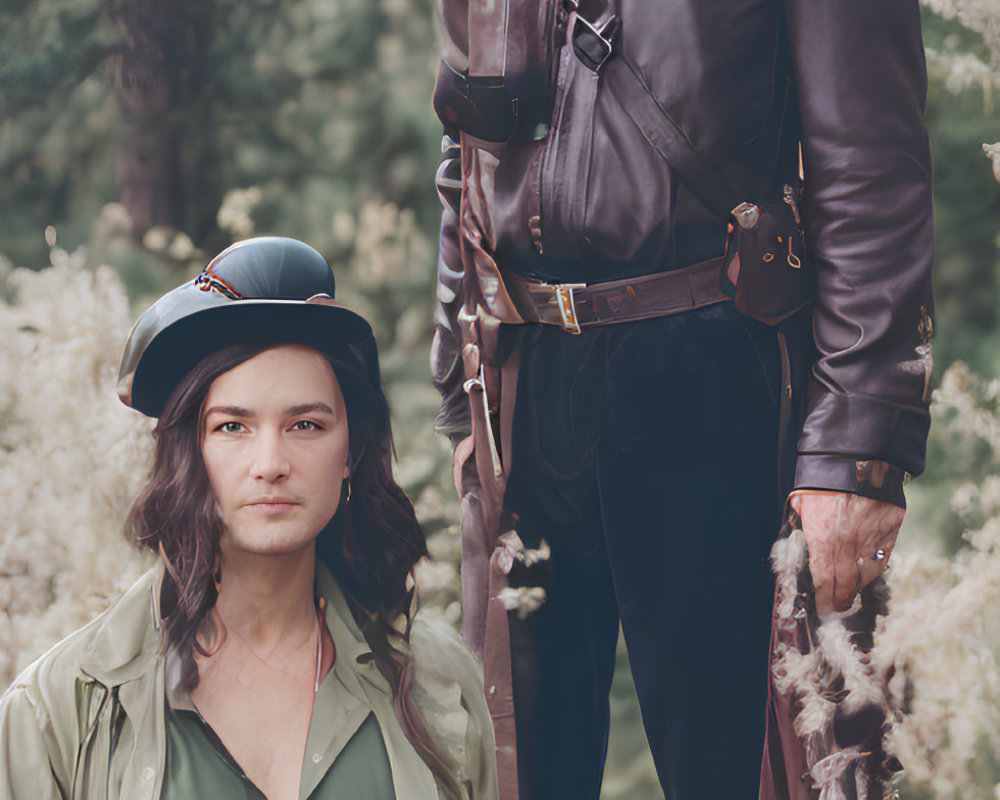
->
[118, 237, 378, 418]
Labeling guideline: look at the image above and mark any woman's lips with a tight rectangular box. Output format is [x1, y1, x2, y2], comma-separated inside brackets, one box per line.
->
[244, 499, 298, 514]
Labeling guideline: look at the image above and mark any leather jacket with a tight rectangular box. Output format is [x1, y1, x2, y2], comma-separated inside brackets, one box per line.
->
[432, 0, 935, 505]
[0, 565, 497, 800]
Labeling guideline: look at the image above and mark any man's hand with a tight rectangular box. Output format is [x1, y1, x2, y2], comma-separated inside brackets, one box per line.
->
[789, 491, 904, 618]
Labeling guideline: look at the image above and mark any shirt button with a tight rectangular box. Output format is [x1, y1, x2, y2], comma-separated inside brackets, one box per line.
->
[312, 753, 323, 764]
[488, 685, 496, 695]
[140, 766, 155, 782]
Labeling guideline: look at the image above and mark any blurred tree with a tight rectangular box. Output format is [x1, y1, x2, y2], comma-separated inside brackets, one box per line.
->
[0, 0, 442, 305]
[0, 0, 120, 265]
[109, 0, 218, 238]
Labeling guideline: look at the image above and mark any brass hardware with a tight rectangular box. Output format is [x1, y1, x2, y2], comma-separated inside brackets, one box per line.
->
[554, 283, 586, 334]
[787, 240, 802, 269]
[463, 364, 504, 478]
[918, 305, 934, 342]
[731, 202, 761, 230]
[782, 183, 802, 227]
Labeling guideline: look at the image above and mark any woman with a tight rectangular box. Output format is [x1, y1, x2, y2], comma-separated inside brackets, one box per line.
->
[0, 237, 496, 800]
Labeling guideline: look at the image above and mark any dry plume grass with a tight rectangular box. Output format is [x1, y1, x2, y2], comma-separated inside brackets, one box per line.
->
[3, 247, 1000, 798]
[0, 237, 153, 685]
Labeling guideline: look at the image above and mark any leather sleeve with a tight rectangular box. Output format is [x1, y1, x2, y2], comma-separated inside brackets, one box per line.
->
[432, 0, 472, 442]
[431, 136, 472, 442]
[785, 0, 934, 507]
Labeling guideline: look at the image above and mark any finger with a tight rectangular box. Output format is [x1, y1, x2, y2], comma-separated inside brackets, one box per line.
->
[813, 578, 837, 618]
[802, 518, 840, 616]
[831, 561, 858, 612]
[802, 522, 837, 583]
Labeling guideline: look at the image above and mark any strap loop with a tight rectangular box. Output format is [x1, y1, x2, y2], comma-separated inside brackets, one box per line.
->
[572, 14, 619, 72]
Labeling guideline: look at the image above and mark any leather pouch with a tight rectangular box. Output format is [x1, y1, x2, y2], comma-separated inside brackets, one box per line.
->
[722, 184, 814, 326]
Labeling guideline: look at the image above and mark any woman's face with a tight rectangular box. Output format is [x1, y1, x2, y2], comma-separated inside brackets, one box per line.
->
[200, 344, 350, 559]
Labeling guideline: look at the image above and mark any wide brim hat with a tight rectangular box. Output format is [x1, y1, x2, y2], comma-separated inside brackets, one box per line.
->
[118, 237, 378, 418]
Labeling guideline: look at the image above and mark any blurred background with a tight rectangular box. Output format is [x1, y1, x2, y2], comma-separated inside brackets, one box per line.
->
[0, 0, 998, 796]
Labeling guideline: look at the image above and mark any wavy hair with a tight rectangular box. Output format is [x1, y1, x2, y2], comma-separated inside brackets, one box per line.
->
[125, 341, 465, 798]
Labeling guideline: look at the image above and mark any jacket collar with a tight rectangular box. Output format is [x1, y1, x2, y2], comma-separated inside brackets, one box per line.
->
[79, 566, 163, 687]
[76, 561, 393, 699]
[80, 566, 163, 688]
[314, 562, 392, 698]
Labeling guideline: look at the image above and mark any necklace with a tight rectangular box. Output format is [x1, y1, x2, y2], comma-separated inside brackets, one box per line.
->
[226, 595, 327, 696]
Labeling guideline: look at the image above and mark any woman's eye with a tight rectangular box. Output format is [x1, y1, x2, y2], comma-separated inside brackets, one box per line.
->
[291, 420, 320, 431]
[218, 421, 244, 433]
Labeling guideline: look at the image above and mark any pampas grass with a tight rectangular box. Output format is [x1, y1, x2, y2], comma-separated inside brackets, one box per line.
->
[0, 237, 154, 685]
[877, 362, 1000, 798]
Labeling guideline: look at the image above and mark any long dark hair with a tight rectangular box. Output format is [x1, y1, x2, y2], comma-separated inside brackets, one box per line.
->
[126, 341, 464, 797]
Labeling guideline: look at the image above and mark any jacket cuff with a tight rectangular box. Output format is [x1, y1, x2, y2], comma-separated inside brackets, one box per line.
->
[797, 389, 931, 477]
[793, 455, 906, 508]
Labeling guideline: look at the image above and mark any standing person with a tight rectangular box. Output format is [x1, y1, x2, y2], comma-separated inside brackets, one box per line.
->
[431, 0, 934, 798]
[0, 237, 497, 800]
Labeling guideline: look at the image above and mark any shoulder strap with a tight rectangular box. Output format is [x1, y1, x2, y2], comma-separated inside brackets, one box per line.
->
[602, 54, 740, 221]
[467, 0, 508, 79]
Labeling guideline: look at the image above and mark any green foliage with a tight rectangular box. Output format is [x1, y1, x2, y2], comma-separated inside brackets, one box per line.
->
[0, 0, 115, 111]
[924, 83, 1000, 375]
[0, 0, 443, 304]
[920, 6, 1000, 378]
[903, 3, 1000, 576]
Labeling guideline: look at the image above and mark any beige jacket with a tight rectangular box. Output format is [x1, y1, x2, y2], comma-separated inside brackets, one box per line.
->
[0, 565, 497, 800]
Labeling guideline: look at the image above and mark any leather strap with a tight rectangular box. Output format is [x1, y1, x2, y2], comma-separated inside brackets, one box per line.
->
[468, 0, 508, 78]
[603, 56, 740, 221]
[569, 0, 742, 220]
[508, 256, 729, 332]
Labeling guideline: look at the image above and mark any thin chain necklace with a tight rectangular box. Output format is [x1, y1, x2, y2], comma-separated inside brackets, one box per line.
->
[227, 595, 327, 695]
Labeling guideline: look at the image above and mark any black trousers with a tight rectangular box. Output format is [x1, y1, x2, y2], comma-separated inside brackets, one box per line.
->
[501, 302, 783, 800]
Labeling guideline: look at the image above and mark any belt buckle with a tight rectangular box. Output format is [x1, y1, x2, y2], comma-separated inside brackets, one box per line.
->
[554, 283, 586, 334]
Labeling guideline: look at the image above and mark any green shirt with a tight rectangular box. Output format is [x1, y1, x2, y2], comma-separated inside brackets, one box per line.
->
[163, 602, 395, 799]
[165, 704, 394, 800]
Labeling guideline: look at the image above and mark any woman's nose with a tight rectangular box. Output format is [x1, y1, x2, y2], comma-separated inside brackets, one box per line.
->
[250, 430, 290, 482]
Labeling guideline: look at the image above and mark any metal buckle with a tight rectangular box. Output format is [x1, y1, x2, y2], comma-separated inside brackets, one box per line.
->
[553, 283, 586, 334]
[731, 202, 760, 230]
[572, 15, 618, 72]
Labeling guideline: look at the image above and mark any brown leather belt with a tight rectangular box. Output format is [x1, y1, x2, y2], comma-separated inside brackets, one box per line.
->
[507, 256, 729, 334]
